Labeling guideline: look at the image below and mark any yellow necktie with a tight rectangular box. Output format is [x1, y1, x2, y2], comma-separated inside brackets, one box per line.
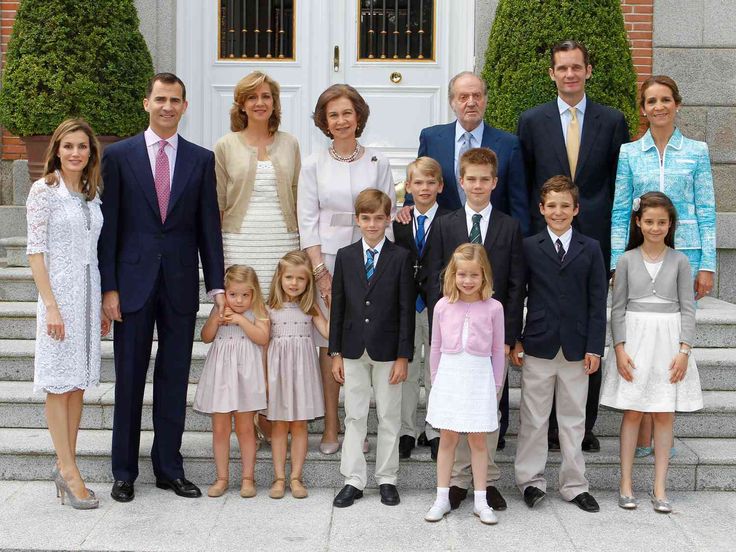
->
[566, 107, 580, 180]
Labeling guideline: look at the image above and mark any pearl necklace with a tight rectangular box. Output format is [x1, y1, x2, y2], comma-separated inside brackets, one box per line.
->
[329, 141, 362, 163]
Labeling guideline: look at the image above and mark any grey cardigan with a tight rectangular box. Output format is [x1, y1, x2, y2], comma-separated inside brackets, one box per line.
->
[611, 247, 696, 346]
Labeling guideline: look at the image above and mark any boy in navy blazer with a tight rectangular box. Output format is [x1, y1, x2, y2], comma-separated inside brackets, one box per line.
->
[329, 189, 415, 508]
[393, 157, 451, 461]
[511, 176, 607, 513]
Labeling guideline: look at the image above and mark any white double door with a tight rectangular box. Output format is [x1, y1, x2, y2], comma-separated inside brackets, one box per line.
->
[177, 0, 474, 179]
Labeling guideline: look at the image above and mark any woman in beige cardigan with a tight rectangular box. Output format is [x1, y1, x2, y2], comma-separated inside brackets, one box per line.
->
[215, 71, 301, 287]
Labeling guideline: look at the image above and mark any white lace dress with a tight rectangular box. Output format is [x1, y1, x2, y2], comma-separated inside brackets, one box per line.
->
[26, 176, 103, 394]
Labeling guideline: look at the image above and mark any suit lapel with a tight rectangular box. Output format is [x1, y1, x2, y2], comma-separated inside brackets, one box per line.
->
[542, 102, 571, 176]
[167, 136, 195, 219]
[576, 102, 601, 179]
[539, 231, 560, 265]
[483, 208, 500, 251]
[126, 134, 161, 221]
[440, 123, 461, 206]
[369, 240, 394, 289]
[561, 230, 585, 268]
[350, 242, 369, 289]
[419, 206, 448, 261]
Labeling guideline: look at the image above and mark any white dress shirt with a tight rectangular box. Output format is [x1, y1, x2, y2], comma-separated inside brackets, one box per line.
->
[412, 202, 439, 241]
[557, 95, 586, 145]
[547, 226, 573, 255]
[454, 120, 485, 176]
[362, 237, 386, 267]
[144, 127, 178, 189]
[464, 202, 493, 244]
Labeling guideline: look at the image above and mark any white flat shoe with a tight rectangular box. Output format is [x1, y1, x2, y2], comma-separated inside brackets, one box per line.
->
[424, 503, 451, 522]
[474, 506, 498, 525]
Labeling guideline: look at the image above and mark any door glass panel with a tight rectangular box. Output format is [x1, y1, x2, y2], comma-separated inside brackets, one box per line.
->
[358, 0, 435, 61]
[219, 0, 295, 60]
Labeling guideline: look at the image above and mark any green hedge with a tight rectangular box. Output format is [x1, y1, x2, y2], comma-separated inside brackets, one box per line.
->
[0, 0, 154, 136]
[481, 0, 639, 136]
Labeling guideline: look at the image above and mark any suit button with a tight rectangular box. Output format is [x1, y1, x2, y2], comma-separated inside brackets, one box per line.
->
[157, 254, 162, 259]
[364, 318, 370, 323]
[365, 300, 371, 306]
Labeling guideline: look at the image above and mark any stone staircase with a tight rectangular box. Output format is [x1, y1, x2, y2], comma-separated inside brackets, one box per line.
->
[1, 264, 735, 492]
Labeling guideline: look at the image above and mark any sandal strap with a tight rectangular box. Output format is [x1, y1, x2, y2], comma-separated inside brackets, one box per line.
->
[241, 476, 255, 482]
[290, 477, 303, 483]
[272, 477, 286, 483]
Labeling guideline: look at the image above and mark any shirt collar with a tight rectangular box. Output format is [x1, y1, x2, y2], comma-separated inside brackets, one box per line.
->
[547, 226, 573, 249]
[144, 127, 179, 151]
[414, 202, 439, 224]
[557, 94, 587, 116]
[363, 236, 386, 255]
[640, 127, 684, 152]
[455, 120, 485, 145]
[465, 202, 492, 220]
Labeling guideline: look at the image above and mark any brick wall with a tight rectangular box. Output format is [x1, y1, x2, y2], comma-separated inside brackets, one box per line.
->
[1, 0, 24, 160]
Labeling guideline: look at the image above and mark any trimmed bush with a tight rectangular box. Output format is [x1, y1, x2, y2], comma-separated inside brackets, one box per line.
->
[481, 0, 639, 136]
[0, 0, 154, 136]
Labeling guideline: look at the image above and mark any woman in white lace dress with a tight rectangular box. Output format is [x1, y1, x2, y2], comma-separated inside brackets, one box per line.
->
[26, 119, 109, 508]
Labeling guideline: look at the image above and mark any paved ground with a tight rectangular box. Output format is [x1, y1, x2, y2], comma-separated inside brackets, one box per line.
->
[0, 483, 734, 551]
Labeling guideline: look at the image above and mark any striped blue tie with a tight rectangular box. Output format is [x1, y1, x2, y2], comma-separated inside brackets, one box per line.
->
[366, 249, 377, 281]
[415, 215, 427, 312]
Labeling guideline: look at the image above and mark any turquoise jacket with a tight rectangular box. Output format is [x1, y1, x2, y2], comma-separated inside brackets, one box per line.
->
[610, 128, 716, 272]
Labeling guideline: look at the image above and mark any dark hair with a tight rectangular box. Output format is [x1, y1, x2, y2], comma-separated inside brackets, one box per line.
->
[146, 72, 187, 100]
[540, 175, 579, 207]
[312, 84, 370, 138]
[639, 75, 682, 109]
[550, 40, 590, 68]
[625, 192, 677, 251]
[459, 147, 498, 178]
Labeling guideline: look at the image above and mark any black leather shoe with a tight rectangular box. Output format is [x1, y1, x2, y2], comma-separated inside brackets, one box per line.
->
[582, 432, 601, 452]
[523, 486, 546, 508]
[497, 437, 506, 451]
[428, 437, 440, 461]
[417, 431, 429, 446]
[111, 480, 134, 502]
[449, 485, 468, 510]
[548, 433, 560, 451]
[333, 484, 363, 508]
[486, 486, 507, 511]
[155, 478, 202, 498]
[379, 484, 400, 506]
[398, 435, 415, 459]
[570, 492, 600, 512]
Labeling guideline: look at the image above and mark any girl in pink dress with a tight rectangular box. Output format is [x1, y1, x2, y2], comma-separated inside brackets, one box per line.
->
[266, 251, 329, 499]
[193, 265, 270, 499]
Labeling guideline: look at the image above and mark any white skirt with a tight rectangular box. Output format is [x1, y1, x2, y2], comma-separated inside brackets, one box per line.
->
[600, 311, 703, 412]
[426, 349, 498, 433]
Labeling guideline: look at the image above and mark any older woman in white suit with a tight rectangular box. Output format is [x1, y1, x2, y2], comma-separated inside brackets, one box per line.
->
[298, 84, 395, 454]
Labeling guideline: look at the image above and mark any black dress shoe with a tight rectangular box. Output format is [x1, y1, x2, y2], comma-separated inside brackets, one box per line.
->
[582, 432, 601, 452]
[417, 431, 429, 446]
[548, 433, 560, 451]
[448, 485, 468, 510]
[333, 484, 363, 507]
[523, 486, 546, 508]
[398, 435, 415, 459]
[486, 486, 507, 511]
[570, 492, 600, 512]
[497, 437, 506, 451]
[428, 437, 440, 461]
[155, 477, 202, 498]
[111, 480, 134, 502]
[379, 484, 400, 506]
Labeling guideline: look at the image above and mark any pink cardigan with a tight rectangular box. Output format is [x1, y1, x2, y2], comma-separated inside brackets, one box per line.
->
[430, 296, 505, 387]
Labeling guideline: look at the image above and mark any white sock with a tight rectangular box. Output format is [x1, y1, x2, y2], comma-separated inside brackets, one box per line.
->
[434, 487, 450, 508]
[474, 490, 489, 511]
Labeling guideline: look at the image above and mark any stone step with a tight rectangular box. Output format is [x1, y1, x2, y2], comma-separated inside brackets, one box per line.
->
[2, 339, 735, 391]
[0, 237, 28, 267]
[0, 427, 733, 491]
[1, 381, 734, 439]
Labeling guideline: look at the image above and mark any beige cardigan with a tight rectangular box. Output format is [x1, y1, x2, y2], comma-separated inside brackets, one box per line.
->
[214, 130, 301, 233]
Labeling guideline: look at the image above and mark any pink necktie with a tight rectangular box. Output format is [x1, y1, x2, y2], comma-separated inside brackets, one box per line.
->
[155, 140, 170, 222]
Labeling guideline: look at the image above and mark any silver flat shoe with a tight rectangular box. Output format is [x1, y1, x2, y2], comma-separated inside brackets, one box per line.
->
[618, 495, 637, 509]
[474, 506, 498, 525]
[650, 493, 672, 513]
[424, 503, 451, 522]
[319, 441, 340, 455]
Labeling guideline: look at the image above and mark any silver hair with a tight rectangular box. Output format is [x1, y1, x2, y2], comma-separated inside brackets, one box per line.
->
[447, 71, 488, 102]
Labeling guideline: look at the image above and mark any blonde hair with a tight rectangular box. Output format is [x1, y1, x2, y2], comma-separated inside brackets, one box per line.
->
[442, 243, 494, 302]
[224, 265, 268, 319]
[43, 118, 102, 201]
[230, 71, 282, 134]
[268, 250, 319, 315]
[406, 156, 443, 185]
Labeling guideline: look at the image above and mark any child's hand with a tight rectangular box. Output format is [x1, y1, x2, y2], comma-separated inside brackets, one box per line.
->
[222, 306, 235, 324]
[669, 351, 689, 383]
[615, 346, 635, 382]
[510, 341, 524, 367]
[389, 358, 408, 385]
[331, 355, 345, 384]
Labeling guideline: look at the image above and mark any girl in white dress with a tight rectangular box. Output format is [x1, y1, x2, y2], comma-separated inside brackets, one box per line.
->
[601, 192, 703, 513]
[26, 119, 109, 509]
[424, 244, 505, 525]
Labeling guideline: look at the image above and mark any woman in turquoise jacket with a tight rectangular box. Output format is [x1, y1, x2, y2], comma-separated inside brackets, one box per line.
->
[610, 75, 716, 300]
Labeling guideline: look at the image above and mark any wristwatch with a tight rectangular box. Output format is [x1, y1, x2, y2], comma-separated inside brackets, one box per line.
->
[678, 348, 691, 356]
[329, 352, 342, 358]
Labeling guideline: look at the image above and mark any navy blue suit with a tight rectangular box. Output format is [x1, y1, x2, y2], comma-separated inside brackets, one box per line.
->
[99, 133, 224, 483]
[521, 229, 607, 434]
[415, 121, 530, 235]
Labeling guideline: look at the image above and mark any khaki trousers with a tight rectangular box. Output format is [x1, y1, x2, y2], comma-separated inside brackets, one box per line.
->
[514, 349, 589, 501]
[341, 352, 402, 490]
[449, 361, 507, 488]
[400, 309, 439, 441]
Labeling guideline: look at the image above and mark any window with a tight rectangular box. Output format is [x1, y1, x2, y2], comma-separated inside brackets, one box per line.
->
[219, 0, 295, 60]
[358, 0, 435, 61]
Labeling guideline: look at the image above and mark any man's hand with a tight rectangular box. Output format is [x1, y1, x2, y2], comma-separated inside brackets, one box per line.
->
[331, 356, 345, 384]
[395, 205, 413, 224]
[389, 358, 408, 384]
[584, 354, 600, 375]
[510, 341, 524, 367]
[213, 292, 226, 319]
[102, 291, 122, 322]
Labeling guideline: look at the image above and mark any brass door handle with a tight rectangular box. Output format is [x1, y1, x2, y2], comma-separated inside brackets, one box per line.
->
[333, 45, 340, 72]
[390, 71, 402, 83]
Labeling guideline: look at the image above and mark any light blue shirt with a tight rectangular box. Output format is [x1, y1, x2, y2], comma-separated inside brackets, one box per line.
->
[557, 95, 586, 144]
[454, 120, 485, 175]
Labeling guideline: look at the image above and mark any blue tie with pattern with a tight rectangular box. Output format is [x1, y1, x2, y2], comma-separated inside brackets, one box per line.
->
[365, 249, 377, 281]
[415, 215, 427, 312]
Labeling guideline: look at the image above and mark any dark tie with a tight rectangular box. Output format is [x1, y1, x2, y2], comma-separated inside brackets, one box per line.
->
[415, 215, 427, 312]
[556, 238, 565, 262]
[365, 249, 377, 281]
[469, 213, 482, 244]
